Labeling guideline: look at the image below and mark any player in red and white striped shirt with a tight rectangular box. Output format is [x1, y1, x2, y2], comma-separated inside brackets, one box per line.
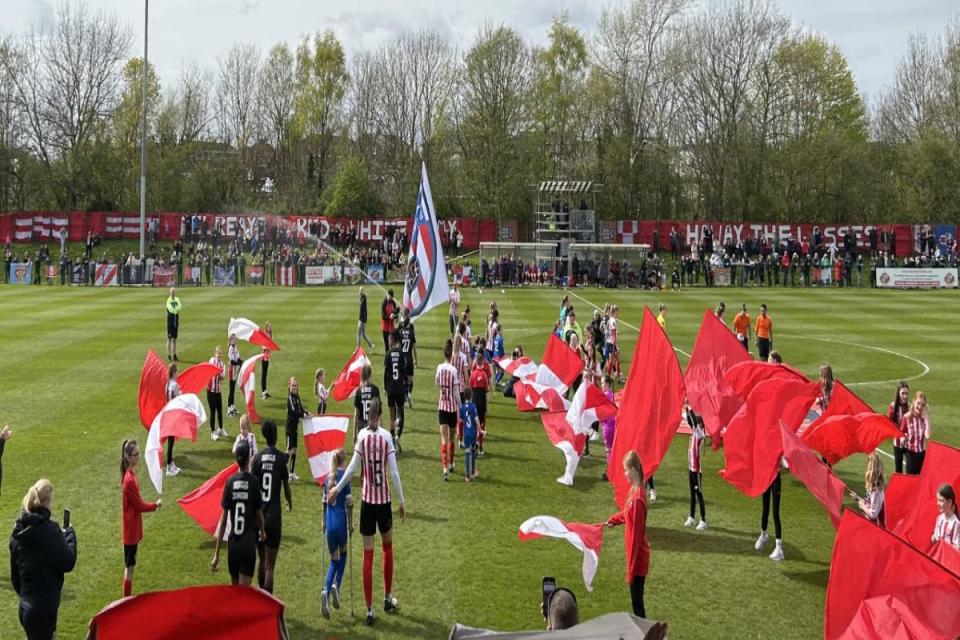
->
[207, 346, 228, 441]
[900, 391, 931, 475]
[684, 402, 707, 531]
[932, 483, 960, 550]
[328, 397, 405, 627]
[436, 339, 461, 480]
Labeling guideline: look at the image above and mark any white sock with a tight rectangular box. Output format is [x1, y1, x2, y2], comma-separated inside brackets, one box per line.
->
[775, 539, 783, 548]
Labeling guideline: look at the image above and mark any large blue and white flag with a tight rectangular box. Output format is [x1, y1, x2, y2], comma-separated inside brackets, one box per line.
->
[403, 163, 449, 320]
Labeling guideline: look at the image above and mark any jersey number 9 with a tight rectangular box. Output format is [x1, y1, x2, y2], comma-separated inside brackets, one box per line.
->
[261, 472, 273, 504]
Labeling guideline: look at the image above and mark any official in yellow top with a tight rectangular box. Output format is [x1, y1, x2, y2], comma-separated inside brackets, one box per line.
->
[166, 287, 181, 361]
[656, 303, 667, 329]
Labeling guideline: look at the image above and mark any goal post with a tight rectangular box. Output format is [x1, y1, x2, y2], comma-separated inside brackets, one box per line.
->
[567, 243, 661, 288]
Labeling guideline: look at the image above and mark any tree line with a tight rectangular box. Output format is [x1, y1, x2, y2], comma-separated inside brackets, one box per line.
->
[0, 0, 958, 224]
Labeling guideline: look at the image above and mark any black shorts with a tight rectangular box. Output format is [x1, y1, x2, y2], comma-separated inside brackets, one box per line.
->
[387, 391, 405, 410]
[438, 410, 457, 428]
[260, 513, 282, 549]
[228, 544, 257, 579]
[359, 501, 393, 537]
[285, 430, 298, 451]
[167, 314, 179, 339]
[472, 388, 487, 423]
[123, 544, 138, 568]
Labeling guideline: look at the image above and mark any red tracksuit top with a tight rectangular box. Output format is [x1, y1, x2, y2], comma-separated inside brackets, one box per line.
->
[122, 469, 158, 545]
[607, 486, 650, 582]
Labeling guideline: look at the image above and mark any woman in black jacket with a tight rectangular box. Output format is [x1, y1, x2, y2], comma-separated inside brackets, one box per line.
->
[9, 479, 77, 640]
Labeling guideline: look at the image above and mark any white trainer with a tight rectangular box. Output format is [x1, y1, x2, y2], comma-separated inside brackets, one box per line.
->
[648, 489, 657, 502]
[755, 531, 769, 551]
[769, 545, 784, 562]
[696, 520, 708, 531]
[211, 431, 218, 442]
[684, 516, 696, 528]
[321, 591, 330, 619]
[218, 429, 229, 439]
[166, 464, 180, 477]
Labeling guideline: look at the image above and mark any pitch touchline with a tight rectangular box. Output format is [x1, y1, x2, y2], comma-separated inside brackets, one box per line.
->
[562, 288, 692, 358]
[779, 334, 931, 387]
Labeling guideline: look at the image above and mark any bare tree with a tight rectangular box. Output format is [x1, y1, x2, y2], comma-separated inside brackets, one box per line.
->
[177, 63, 213, 144]
[216, 43, 261, 154]
[874, 32, 942, 142]
[260, 43, 295, 152]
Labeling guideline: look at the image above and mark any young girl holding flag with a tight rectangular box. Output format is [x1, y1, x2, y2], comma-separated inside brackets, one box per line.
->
[606, 451, 650, 618]
[852, 453, 885, 526]
[120, 438, 161, 596]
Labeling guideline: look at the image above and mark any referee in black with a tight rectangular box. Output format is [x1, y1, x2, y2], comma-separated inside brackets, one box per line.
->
[166, 287, 181, 361]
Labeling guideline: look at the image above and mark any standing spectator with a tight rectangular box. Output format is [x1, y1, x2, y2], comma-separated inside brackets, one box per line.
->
[327, 397, 406, 627]
[165, 287, 181, 362]
[902, 391, 931, 475]
[605, 451, 650, 618]
[357, 287, 374, 351]
[888, 381, 910, 473]
[58, 227, 67, 254]
[9, 479, 78, 640]
[381, 289, 398, 352]
[207, 346, 227, 441]
[755, 304, 773, 362]
[120, 439, 161, 596]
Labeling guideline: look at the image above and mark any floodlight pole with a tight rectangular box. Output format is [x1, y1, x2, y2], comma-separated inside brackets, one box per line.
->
[138, 0, 149, 259]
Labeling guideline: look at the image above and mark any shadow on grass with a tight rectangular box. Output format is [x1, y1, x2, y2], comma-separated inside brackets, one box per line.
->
[405, 511, 448, 525]
[782, 566, 829, 588]
[647, 525, 769, 556]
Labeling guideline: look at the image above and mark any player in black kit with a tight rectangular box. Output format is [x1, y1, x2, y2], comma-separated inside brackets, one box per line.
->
[397, 310, 417, 409]
[211, 441, 265, 586]
[384, 332, 407, 451]
[354, 364, 381, 444]
[252, 420, 292, 593]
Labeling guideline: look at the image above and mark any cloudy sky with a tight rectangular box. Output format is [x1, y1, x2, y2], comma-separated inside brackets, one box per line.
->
[4, 0, 956, 104]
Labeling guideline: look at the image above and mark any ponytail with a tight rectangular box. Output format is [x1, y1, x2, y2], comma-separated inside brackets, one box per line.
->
[21, 479, 53, 513]
[120, 439, 138, 483]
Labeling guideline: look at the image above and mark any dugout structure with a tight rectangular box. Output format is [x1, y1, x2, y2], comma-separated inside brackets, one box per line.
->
[567, 243, 654, 288]
[478, 242, 560, 286]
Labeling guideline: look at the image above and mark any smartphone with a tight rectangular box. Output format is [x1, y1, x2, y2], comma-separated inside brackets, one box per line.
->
[62, 509, 71, 529]
[542, 576, 556, 611]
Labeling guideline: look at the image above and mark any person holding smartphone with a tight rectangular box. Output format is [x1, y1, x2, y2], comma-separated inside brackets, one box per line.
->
[10, 479, 77, 640]
[120, 438, 161, 596]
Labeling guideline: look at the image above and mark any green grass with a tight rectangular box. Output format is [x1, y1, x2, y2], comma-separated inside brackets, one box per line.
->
[0, 285, 956, 639]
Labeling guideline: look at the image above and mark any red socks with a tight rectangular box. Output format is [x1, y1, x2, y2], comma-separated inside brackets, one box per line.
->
[382, 543, 394, 595]
[447, 442, 455, 465]
[123, 579, 132, 597]
[457, 420, 463, 443]
[441, 444, 448, 469]
[362, 548, 374, 608]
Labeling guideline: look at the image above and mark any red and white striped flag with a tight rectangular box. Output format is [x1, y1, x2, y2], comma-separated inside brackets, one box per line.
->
[239, 353, 265, 423]
[304, 415, 350, 484]
[146, 394, 207, 494]
[228, 317, 281, 351]
[514, 380, 570, 413]
[536, 334, 583, 392]
[518, 516, 604, 591]
[494, 355, 538, 380]
[541, 411, 587, 486]
[178, 463, 240, 539]
[331, 347, 371, 402]
[566, 383, 618, 436]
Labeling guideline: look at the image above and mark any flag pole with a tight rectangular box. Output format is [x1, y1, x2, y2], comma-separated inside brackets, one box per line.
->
[348, 527, 355, 617]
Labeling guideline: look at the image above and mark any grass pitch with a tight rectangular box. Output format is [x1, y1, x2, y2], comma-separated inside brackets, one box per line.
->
[0, 285, 956, 639]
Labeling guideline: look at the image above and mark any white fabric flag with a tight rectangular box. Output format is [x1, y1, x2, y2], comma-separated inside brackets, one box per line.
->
[403, 163, 450, 321]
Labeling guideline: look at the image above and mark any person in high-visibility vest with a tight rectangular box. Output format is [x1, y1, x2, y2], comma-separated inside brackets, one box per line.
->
[166, 287, 181, 361]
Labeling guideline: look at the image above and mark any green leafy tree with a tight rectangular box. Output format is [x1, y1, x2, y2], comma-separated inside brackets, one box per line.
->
[324, 156, 383, 218]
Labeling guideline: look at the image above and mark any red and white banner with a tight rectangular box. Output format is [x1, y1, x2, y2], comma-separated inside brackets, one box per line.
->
[514, 379, 570, 413]
[228, 318, 281, 351]
[518, 516, 604, 591]
[331, 348, 371, 402]
[541, 411, 586, 486]
[239, 353, 265, 423]
[566, 383, 617, 436]
[277, 266, 296, 287]
[536, 335, 583, 393]
[494, 355, 538, 380]
[146, 394, 207, 493]
[876, 267, 958, 289]
[95, 264, 118, 286]
[303, 415, 350, 484]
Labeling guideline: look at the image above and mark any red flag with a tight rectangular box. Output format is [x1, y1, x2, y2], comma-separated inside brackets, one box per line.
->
[781, 421, 847, 528]
[719, 377, 820, 497]
[931, 540, 960, 576]
[514, 380, 570, 413]
[518, 516, 603, 591]
[840, 595, 954, 640]
[494, 355, 538, 379]
[884, 473, 921, 534]
[539, 334, 583, 390]
[138, 350, 168, 430]
[824, 511, 960, 640]
[177, 362, 222, 395]
[724, 360, 808, 399]
[239, 354, 264, 423]
[565, 383, 618, 435]
[887, 442, 960, 553]
[541, 411, 587, 486]
[87, 585, 287, 639]
[798, 381, 874, 438]
[331, 347, 371, 402]
[801, 412, 901, 466]
[684, 309, 750, 441]
[607, 307, 686, 506]
[177, 463, 239, 537]
[303, 415, 350, 485]
[228, 317, 281, 351]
